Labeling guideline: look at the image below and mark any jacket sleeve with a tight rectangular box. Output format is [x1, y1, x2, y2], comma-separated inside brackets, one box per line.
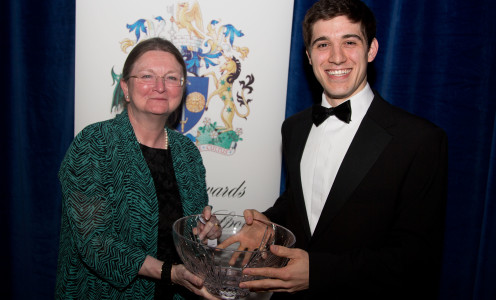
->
[263, 118, 294, 224]
[58, 126, 147, 289]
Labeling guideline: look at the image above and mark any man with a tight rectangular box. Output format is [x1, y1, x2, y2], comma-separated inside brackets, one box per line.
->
[238, 0, 448, 299]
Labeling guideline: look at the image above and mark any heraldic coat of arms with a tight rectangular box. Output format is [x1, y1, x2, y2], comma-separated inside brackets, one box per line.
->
[111, 0, 255, 156]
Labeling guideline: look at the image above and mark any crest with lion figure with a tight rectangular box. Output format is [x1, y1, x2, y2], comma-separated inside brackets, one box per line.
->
[111, 0, 254, 156]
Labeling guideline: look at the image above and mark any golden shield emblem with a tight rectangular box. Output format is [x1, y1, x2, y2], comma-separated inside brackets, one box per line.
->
[186, 92, 206, 113]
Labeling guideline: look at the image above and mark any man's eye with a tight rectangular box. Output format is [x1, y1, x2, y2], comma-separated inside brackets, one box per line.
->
[167, 76, 179, 82]
[141, 74, 154, 79]
[345, 41, 357, 46]
[317, 43, 329, 49]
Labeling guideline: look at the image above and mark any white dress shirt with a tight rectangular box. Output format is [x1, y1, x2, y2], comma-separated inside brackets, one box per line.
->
[300, 83, 374, 234]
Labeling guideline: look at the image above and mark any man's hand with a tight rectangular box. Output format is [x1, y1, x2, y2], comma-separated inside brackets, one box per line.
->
[239, 245, 309, 293]
[242, 209, 270, 225]
[216, 209, 272, 265]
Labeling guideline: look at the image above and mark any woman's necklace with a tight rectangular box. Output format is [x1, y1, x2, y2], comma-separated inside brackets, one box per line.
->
[137, 128, 168, 150]
[163, 129, 169, 149]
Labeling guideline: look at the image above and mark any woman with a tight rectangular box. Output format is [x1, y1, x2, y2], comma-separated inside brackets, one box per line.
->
[56, 37, 218, 299]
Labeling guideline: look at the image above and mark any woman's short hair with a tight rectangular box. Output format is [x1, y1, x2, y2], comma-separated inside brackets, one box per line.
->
[120, 37, 187, 127]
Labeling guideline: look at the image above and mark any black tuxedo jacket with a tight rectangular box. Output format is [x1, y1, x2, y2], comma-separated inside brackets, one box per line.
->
[265, 91, 448, 300]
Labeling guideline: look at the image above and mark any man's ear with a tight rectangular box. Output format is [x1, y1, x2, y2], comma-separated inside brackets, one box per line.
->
[306, 49, 312, 65]
[367, 38, 379, 62]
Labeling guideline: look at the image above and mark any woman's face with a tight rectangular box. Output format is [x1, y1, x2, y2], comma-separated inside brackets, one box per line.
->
[120, 50, 184, 118]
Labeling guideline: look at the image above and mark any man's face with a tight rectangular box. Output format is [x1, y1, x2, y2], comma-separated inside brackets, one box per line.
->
[306, 16, 378, 106]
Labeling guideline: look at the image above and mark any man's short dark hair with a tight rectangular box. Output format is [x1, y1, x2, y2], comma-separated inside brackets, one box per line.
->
[303, 0, 376, 50]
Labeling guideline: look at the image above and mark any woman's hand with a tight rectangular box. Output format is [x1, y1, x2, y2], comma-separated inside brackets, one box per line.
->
[195, 206, 222, 242]
[171, 264, 219, 299]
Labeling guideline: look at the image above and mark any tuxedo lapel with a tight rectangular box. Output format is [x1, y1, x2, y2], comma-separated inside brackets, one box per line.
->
[312, 96, 393, 239]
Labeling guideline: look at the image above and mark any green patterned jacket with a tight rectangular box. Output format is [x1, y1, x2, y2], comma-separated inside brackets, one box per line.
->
[55, 110, 208, 299]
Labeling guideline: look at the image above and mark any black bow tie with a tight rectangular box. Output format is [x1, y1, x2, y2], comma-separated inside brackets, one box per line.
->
[312, 100, 352, 126]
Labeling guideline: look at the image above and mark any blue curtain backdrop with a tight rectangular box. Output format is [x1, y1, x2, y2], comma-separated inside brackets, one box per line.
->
[2, 0, 495, 299]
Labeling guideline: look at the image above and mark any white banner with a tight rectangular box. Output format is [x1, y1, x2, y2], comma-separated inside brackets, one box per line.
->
[75, 0, 294, 216]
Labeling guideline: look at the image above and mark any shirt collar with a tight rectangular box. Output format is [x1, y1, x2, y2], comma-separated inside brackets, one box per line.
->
[320, 83, 374, 123]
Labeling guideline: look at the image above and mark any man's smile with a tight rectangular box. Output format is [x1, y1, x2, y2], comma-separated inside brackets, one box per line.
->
[326, 69, 351, 76]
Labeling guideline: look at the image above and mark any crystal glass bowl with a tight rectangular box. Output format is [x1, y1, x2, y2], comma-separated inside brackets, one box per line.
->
[172, 214, 296, 299]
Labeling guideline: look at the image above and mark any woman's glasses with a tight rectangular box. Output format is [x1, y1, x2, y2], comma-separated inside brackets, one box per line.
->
[129, 74, 184, 87]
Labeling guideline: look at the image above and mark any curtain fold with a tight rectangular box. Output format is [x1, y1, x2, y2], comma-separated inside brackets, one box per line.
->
[473, 114, 496, 299]
[2, 0, 75, 298]
[2, 0, 495, 299]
